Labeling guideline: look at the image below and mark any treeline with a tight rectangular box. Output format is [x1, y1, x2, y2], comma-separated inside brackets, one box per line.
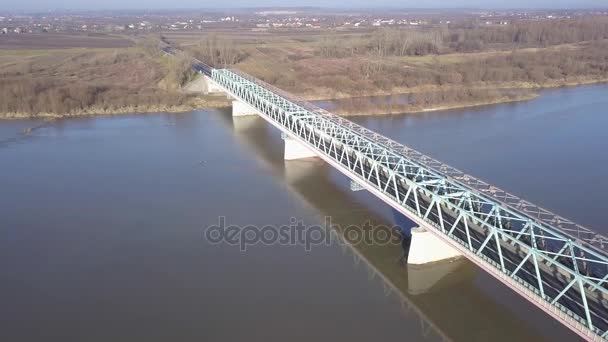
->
[316, 17, 608, 58]
[137, 36, 197, 89]
[449, 17, 608, 51]
[274, 40, 608, 97]
[161, 55, 198, 90]
[416, 40, 608, 87]
[180, 17, 608, 76]
[0, 79, 194, 115]
[330, 88, 531, 115]
[0, 42, 198, 116]
[187, 35, 248, 67]
[318, 30, 443, 58]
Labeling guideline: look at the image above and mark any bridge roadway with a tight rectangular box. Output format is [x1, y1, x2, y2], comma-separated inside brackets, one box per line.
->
[195, 61, 608, 340]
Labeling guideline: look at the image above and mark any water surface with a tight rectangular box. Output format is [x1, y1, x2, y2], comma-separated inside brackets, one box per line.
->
[348, 84, 608, 231]
[2, 83, 606, 342]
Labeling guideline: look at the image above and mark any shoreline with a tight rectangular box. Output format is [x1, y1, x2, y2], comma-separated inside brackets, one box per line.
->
[297, 77, 608, 102]
[0, 96, 231, 120]
[1, 78, 606, 120]
[303, 78, 608, 116]
[333, 93, 541, 116]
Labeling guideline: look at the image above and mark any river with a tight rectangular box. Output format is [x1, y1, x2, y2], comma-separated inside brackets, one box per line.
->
[1, 84, 606, 341]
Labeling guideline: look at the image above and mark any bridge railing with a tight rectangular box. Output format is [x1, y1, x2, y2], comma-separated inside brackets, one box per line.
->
[212, 68, 608, 340]
[228, 69, 608, 253]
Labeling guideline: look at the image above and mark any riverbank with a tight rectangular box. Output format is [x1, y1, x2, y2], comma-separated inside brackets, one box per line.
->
[332, 92, 541, 116]
[0, 38, 217, 120]
[299, 77, 608, 102]
[306, 77, 608, 116]
[0, 95, 231, 120]
[1, 76, 605, 119]
[213, 32, 608, 116]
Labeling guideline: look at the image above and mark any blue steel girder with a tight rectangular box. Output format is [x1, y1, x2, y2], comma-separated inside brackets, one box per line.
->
[212, 68, 608, 340]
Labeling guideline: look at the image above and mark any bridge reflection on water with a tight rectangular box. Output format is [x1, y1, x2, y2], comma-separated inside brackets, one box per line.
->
[218, 110, 578, 342]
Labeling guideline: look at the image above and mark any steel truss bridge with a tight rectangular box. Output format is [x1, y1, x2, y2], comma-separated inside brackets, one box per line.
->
[205, 65, 608, 340]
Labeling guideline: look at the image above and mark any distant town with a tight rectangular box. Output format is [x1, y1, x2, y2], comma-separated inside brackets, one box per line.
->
[1, 8, 607, 35]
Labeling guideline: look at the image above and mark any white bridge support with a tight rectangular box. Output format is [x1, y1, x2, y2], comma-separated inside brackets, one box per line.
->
[232, 100, 258, 117]
[203, 75, 225, 94]
[282, 133, 317, 160]
[408, 226, 463, 266]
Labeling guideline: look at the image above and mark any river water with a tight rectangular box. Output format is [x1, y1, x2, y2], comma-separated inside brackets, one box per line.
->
[1, 84, 606, 342]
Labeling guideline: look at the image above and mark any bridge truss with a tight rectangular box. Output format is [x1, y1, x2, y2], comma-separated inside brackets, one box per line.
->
[212, 68, 608, 340]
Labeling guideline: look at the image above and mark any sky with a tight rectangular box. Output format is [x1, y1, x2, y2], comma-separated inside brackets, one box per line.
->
[4, 0, 607, 12]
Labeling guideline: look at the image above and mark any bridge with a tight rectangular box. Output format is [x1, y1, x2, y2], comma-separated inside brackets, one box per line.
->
[222, 112, 549, 340]
[194, 61, 608, 341]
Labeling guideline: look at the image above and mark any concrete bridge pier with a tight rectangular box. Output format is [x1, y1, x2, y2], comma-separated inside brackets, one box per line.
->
[282, 133, 317, 160]
[408, 226, 463, 265]
[407, 226, 464, 294]
[202, 75, 225, 94]
[232, 100, 258, 117]
[230, 113, 259, 133]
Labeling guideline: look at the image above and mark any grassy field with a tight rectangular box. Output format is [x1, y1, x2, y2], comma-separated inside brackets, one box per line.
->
[0, 33, 134, 49]
[165, 28, 608, 114]
[2, 26, 606, 118]
[0, 34, 229, 119]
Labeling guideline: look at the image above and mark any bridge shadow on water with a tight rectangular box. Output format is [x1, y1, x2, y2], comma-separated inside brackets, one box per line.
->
[215, 108, 578, 342]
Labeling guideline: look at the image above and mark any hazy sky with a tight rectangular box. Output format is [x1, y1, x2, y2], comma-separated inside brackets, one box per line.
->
[4, 0, 607, 11]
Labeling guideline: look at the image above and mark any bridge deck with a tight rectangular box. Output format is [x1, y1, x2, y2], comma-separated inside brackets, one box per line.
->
[209, 66, 608, 341]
